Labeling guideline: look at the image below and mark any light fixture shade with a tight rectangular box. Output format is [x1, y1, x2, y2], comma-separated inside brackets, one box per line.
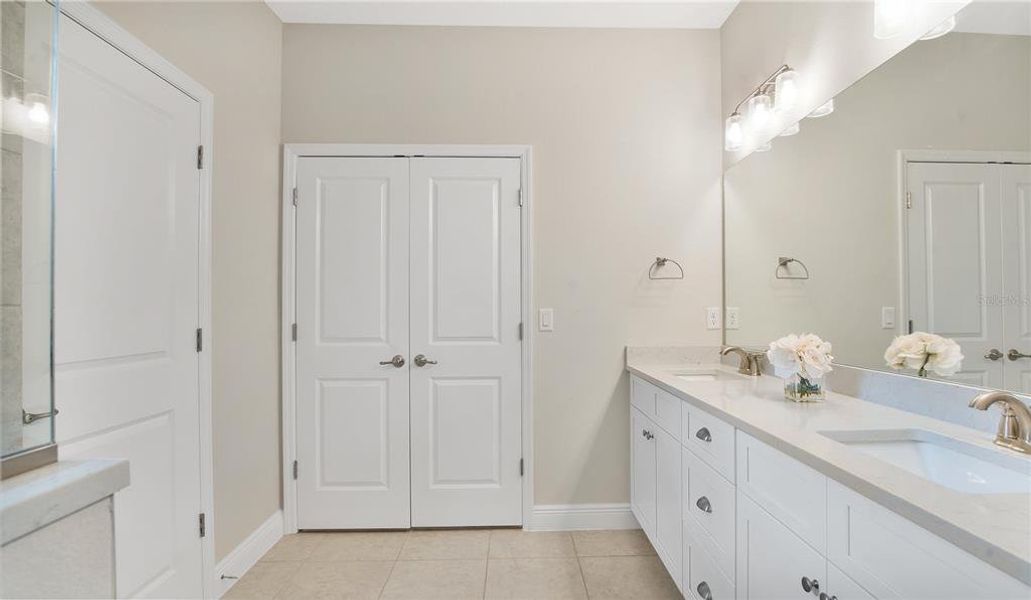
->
[921, 15, 956, 40]
[808, 98, 835, 118]
[774, 69, 800, 112]
[779, 121, 800, 137]
[747, 93, 773, 132]
[724, 113, 744, 151]
[874, 0, 911, 39]
[755, 140, 772, 152]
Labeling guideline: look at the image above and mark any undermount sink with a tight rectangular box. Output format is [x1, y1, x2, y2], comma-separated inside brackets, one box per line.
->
[820, 429, 1031, 495]
[669, 369, 746, 383]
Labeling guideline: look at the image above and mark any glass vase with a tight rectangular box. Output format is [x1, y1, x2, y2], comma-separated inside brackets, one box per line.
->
[784, 372, 825, 402]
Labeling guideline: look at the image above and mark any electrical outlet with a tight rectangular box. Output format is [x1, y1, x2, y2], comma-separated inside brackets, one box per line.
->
[538, 308, 554, 332]
[726, 307, 740, 330]
[881, 306, 896, 329]
[706, 307, 722, 330]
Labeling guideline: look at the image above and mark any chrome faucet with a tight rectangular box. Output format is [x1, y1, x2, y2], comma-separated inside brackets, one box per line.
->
[721, 346, 764, 376]
[969, 391, 1031, 455]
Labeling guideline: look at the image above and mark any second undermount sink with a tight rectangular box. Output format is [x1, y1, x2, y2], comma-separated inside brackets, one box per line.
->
[669, 369, 746, 383]
[820, 429, 1031, 495]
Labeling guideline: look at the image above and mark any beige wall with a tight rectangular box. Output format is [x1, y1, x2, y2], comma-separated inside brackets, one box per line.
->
[720, 0, 965, 164]
[281, 25, 723, 505]
[725, 33, 1031, 369]
[97, 2, 283, 560]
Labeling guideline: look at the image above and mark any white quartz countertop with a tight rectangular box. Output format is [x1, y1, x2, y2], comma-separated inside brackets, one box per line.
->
[626, 358, 1031, 585]
[0, 459, 130, 545]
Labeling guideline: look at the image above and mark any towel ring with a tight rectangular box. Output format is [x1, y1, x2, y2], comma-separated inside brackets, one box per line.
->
[775, 256, 810, 280]
[649, 257, 684, 280]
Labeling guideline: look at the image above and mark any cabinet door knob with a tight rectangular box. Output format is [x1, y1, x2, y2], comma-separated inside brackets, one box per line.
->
[801, 577, 820, 594]
[696, 581, 713, 600]
[819, 593, 837, 600]
[696, 427, 712, 442]
[641, 429, 653, 440]
[695, 495, 712, 514]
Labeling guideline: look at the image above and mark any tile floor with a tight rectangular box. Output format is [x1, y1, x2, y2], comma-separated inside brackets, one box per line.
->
[225, 529, 681, 600]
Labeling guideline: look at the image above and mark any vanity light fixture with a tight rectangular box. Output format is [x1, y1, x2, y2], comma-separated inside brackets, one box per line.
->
[808, 98, 835, 118]
[724, 112, 744, 151]
[724, 64, 795, 152]
[779, 121, 800, 137]
[920, 15, 956, 40]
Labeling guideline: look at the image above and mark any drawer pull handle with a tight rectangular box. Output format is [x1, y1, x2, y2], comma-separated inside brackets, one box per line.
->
[695, 495, 712, 513]
[819, 594, 837, 600]
[801, 576, 820, 594]
[696, 427, 712, 442]
[696, 581, 712, 600]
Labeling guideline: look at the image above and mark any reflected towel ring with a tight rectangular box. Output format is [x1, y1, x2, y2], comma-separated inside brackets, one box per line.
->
[775, 256, 810, 280]
[649, 257, 684, 280]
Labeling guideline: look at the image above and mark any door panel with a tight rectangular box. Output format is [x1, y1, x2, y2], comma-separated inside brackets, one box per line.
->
[907, 163, 1003, 387]
[409, 157, 523, 526]
[736, 492, 826, 600]
[1001, 164, 1031, 393]
[55, 14, 202, 598]
[631, 408, 656, 538]
[295, 157, 411, 529]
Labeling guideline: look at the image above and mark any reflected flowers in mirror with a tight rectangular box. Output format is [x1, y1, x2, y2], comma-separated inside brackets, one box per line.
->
[884, 331, 964, 378]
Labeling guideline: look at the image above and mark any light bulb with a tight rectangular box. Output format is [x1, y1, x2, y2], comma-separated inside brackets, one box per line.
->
[807, 98, 835, 118]
[747, 93, 773, 132]
[874, 0, 912, 40]
[779, 122, 800, 137]
[27, 101, 49, 126]
[755, 140, 772, 153]
[921, 15, 955, 40]
[724, 113, 744, 152]
[774, 69, 800, 112]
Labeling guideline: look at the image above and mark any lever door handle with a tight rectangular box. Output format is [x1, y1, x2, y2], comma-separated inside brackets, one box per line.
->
[379, 355, 406, 368]
[22, 408, 59, 425]
[1008, 349, 1031, 361]
[986, 349, 1003, 361]
[414, 354, 437, 367]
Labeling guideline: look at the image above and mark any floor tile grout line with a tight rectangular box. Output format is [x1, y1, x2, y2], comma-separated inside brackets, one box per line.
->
[376, 557, 400, 600]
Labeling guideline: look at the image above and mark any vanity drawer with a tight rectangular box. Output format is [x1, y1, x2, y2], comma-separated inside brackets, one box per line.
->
[683, 403, 735, 481]
[630, 376, 656, 418]
[654, 387, 682, 441]
[736, 431, 827, 552]
[684, 520, 735, 600]
[683, 447, 735, 578]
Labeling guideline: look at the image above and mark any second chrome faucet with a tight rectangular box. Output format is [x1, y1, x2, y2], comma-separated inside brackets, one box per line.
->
[721, 346, 765, 376]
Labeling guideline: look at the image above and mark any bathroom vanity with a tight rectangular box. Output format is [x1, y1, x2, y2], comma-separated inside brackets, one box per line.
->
[626, 355, 1031, 600]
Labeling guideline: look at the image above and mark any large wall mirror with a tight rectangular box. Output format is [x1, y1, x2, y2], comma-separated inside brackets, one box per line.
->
[724, 1, 1031, 393]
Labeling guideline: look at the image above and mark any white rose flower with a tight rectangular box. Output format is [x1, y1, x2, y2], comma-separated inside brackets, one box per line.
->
[767, 333, 834, 378]
[884, 332, 964, 377]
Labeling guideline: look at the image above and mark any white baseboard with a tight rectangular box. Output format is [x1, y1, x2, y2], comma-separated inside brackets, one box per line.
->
[215, 510, 284, 598]
[527, 503, 639, 531]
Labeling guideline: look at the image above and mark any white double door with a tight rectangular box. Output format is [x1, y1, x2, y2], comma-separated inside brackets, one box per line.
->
[55, 12, 204, 599]
[907, 162, 1031, 391]
[295, 156, 523, 529]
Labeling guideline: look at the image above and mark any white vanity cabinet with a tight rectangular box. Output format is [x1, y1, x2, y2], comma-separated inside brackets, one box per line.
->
[627, 374, 1031, 600]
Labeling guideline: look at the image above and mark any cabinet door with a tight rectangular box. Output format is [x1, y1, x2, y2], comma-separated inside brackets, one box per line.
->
[655, 427, 682, 588]
[827, 563, 876, 600]
[631, 408, 656, 537]
[737, 492, 826, 600]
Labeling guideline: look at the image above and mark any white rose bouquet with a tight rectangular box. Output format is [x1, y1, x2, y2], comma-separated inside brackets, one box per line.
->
[767, 334, 834, 400]
[884, 332, 963, 377]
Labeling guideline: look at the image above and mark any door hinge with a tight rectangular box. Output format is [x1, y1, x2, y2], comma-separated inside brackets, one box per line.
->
[291, 323, 297, 342]
[199, 513, 206, 538]
[519, 458, 524, 477]
[197, 145, 204, 170]
[905, 191, 912, 209]
[195, 328, 203, 352]
[908, 319, 914, 334]
[292, 187, 298, 207]
[518, 322, 523, 340]
[293, 460, 298, 480]
[517, 188, 523, 208]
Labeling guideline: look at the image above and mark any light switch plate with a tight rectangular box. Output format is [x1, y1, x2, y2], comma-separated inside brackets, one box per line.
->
[881, 306, 895, 329]
[706, 307, 721, 330]
[539, 308, 554, 332]
[726, 307, 740, 330]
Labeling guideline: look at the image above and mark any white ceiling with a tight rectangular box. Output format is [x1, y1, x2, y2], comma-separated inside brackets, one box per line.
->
[265, 0, 740, 29]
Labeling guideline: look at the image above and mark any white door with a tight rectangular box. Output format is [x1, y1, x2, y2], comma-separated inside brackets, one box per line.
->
[1000, 164, 1031, 393]
[907, 162, 1004, 388]
[408, 157, 523, 526]
[295, 157, 412, 529]
[55, 13, 204, 599]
